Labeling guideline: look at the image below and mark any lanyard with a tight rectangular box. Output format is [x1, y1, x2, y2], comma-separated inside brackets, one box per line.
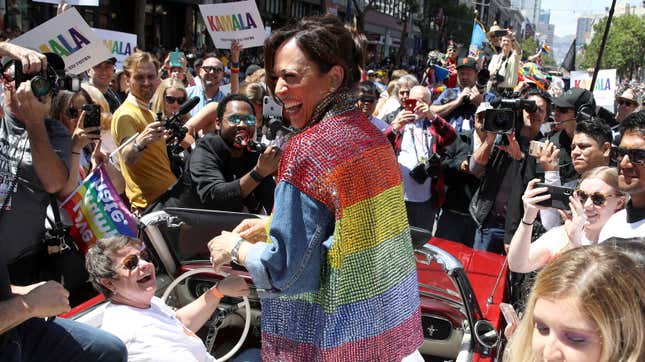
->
[408, 121, 433, 162]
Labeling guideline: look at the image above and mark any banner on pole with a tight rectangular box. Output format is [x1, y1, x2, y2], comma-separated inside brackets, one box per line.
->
[12, 8, 112, 74]
[61, 165, 138, 254]
[93, 28, 138, 70]
[570, 69, 617, 110]
[199, 0, 266, 49]
[33, 0, 99, 5]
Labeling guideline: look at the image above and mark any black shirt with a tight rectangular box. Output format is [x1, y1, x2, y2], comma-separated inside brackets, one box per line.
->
[163, 133, 275, 213]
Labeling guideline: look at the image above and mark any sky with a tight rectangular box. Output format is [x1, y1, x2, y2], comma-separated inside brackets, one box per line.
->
[541, 0, 637, 37]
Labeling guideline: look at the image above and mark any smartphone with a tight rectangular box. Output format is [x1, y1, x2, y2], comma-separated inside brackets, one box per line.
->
[82, 104, 101, 134]
[263, 96, 283, 119]
[500, 303, 519, 325]
[535, 182, 574, 210]
[404, 98, 417, 112]
[169, 49, 185, 67]
[528, 140, 545, 157]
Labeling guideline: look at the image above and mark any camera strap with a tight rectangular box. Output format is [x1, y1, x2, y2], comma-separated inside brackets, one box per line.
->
[45, 194, 71, 255]
[408, 121, 433, 163]
[0, 134, 28, 223]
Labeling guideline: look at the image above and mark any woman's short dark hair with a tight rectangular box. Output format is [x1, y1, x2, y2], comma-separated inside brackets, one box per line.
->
[50, 88, 94, 122]
[216, 93, 256, 121]
[264, 15, 365, 96]
[357, 81, 379, 97]
[85, 235, 143, 299]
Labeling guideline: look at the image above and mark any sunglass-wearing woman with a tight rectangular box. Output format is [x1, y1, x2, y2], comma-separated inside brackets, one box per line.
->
[507, 166, 626, 273]
[85, 236, 250, 361]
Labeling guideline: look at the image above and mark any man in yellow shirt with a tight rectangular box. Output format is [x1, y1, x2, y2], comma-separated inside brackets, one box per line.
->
[111, 52, 176, 212]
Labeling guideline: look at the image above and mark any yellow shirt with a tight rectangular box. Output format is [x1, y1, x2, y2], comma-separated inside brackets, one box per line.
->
[111, 95, 176, 209]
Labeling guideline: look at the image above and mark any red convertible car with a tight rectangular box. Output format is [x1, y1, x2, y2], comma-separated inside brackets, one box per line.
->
[66, 208, 509, 361]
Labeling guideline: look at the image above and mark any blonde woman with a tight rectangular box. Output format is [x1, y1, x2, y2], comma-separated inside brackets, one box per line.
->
[151, 78, 188, 120]
[508, 167, 626, 273]
[505, 245, 644, 362]
[240, 82, 266, 138]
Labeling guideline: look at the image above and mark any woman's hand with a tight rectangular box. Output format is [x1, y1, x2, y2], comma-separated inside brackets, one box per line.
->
[232, 218, 269, 243]
[217, 275, 249, 298]
[560, 196, 585, 247]
[537, 140, 560, 172]
[521, 179, 550, 223]
[71, 111, 100, 153]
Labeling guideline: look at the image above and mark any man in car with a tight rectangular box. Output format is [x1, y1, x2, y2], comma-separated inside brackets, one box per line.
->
[163, 94, 279, 213]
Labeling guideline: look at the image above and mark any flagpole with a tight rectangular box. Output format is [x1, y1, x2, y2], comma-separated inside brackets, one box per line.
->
[590, 0, 616, 91]
[109, 132, 140, 165]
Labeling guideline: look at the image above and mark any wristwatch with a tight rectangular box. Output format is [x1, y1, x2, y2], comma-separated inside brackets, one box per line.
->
[230, 237, 245, 265]
[249, 168, 265, 183]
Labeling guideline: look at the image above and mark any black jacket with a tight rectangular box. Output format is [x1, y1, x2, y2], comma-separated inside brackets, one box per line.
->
[163, 133, 275, 213]
[441, 130, 481, 214]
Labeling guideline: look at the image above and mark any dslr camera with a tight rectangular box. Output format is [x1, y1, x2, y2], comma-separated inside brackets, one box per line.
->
[7, 53, 81, 97]
[409, 153, 441, 184]
[483, 97, 537, 134]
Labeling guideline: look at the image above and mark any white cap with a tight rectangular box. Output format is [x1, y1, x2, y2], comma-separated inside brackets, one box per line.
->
[476, 102, 493, 114]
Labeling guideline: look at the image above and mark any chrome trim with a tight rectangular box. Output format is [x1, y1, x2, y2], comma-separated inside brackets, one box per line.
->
[140, 211, 177, 277]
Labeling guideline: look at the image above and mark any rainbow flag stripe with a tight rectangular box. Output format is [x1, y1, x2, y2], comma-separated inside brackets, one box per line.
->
[262, 109, 423, 361]
[62, 165, 138, 254]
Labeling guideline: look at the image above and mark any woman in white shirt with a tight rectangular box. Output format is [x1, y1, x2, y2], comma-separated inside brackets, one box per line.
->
[508, 166, 626, 273]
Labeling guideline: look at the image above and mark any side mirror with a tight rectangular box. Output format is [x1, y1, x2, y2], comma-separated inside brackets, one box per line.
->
[474, 320, 500, 350]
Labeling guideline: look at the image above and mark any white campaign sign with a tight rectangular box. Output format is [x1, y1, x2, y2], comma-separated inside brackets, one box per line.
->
[92, 28, 137, 70]
[199, 0, 266, 49]
[570, 69, 617, 110]
[33, 0, 99, 5]
[12, 8, 111, 74]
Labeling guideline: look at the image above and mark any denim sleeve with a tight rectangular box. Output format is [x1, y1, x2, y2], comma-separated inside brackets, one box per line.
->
[245, 181, 334, 296]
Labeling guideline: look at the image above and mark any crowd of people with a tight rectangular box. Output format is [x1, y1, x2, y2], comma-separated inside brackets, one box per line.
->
[0, 6, 643, 362]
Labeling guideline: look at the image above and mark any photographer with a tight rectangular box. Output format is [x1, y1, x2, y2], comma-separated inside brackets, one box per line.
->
[111, 52, 176, 215]
[468, 89, 550, 254]
[162, 94, 278, 214]
[385, 85, 456, 236]
[0, 42, 127, 362]
[431, 57, 495, 133]
[487, 32, 521, 96]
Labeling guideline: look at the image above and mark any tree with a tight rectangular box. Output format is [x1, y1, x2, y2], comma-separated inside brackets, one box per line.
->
[581, 14, 645, 79]
[395, 0, 419, 67]
[520, 37, 538, 58]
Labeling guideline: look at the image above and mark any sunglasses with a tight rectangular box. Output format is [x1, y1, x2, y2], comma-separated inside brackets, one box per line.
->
[226, 114, 256, 126]
[358, 96, 377, 104]
[575, 189, 615, 206]
[617, 100, 636, 107]
[120, 249, 152, 271]
[164, 96, 186, 105]
[609, 146, 645, 165]
[202, 66, 224, 74]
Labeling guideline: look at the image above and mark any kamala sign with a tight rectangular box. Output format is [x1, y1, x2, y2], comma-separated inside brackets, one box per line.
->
[199, 0, 266, 49]
[570, 69, 617, 110]
[12, 8, 111, 74]
[93, 28, 137, 70]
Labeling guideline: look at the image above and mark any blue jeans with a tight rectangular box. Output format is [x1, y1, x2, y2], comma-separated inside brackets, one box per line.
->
[0, 317, 127, 362]
[473, 227, 506, 255]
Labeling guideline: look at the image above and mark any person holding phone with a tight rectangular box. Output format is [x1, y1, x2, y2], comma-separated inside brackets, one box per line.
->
[385, 85, 456, 234]
[507, 167, 625, 273]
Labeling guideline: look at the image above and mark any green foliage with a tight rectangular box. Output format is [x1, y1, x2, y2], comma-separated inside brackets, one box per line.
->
[581, 14, 645, 78]
[520, 37, 538, 57]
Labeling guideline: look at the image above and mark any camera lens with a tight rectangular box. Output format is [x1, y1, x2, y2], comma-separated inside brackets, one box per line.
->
[30, 76, 51, 97]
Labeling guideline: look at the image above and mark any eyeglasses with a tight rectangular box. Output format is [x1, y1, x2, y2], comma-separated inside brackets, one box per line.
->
[617, 100, 636, 107]
[575, 189, 615, 206]
[358, 96, 377, 104]
[202, 66, 223, 74]
[398, 90, 410, 96]
[609, 146, 645, 165]
[226, 114, 256, 126]
[120, 249, 151, 271]
[164, 96, 186, 105]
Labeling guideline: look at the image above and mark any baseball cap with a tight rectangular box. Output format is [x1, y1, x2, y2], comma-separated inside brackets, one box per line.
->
[476, 102, 493, 114]
[552, 87, 592, 109]
[93, 57, 117, 68]
[456, 57, 478, 70]
[245, 64, 261, 78]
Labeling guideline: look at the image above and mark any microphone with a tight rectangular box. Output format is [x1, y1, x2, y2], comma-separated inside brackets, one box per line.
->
[176, 96, 200, 116]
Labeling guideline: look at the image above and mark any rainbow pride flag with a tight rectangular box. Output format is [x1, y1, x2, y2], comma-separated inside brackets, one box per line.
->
[61, 165, 138, 254]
